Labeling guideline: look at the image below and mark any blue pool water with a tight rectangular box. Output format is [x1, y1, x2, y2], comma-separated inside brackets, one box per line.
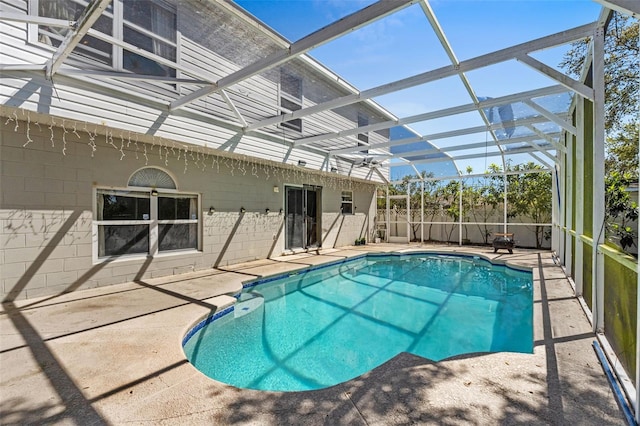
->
[183, 253, 533, 392]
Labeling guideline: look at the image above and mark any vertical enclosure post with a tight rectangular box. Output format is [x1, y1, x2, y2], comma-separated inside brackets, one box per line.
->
[565, 130, 574, 280]
[561, 138, 567, 261]
[503, 173, 508, 234]
[551, 164, 560, 253]
[592, 25, 605, 333]
[637, 92, 640, 426]
[421, 179, 425, 243]
[575, 97, 585, 296]
[406, 194, 410, 244]
[458, 178, 463, 246]
[558, 136, 567, 264]
[386, 186, 390, 243]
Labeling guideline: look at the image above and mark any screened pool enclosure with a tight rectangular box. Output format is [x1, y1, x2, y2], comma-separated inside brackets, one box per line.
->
[1, 0, 639, 422]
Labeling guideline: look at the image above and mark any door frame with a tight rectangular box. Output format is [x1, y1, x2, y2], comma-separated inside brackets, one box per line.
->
[284, 184, 322, 250]
[388, 194, 410, 243]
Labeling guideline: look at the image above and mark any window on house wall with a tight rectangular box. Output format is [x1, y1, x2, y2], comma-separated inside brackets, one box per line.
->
[357, 112, 369, 154]
[122, 0, 177, 77]
[94, 168, 199, 259]
[157, 194, 198, 251]
[34, 0, 177, 78]
[97, 190, 151, 257]
[36, 0, 114, 65]
[341, 191, 353, 214]
[280, 71, 303, 132]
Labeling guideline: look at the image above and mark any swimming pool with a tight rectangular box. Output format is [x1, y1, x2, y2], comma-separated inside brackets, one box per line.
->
[183, 253, 533, 392]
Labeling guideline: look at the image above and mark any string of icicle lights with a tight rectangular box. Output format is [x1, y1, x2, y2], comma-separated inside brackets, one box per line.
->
[3, 109, 377, 192]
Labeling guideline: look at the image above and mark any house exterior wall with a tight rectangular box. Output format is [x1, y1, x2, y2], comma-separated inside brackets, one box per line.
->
[1, 119, 378, 301]
[0, 0, 391, 179]
[0, 0, 391, 300]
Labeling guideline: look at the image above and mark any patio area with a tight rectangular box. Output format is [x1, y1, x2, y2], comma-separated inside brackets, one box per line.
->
[0, 244, 626, 425]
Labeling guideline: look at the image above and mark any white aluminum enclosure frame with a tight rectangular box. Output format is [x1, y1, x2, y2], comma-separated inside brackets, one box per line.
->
[168, 0, 418, 111]
[0, 1, 616, 249]
[388, 194, 410, 244]
[0, 0, 635, 418]
[1, 0, 596, 178]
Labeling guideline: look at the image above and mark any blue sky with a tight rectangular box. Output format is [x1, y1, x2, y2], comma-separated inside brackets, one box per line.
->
[235, 0, 603, 178]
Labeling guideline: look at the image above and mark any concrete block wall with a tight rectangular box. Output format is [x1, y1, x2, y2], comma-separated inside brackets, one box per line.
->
[379, 208, 551, 248]
[320, 187, 377, 247]
[1, 119, 376, 300]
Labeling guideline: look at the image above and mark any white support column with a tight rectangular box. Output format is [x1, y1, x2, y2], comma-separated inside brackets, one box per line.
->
[636, 95, 640, 426]
[150, 192, 159, 256]
[406, 192, 411, 244]
[559, 138, 567, 262]
[503, 174, 508, 234]
[386, 186, 390, 243]
[551, 163, 559, 253]
[575, 97, 585, 296]
[592, 25, 606, 333]
[458, 181, 463, 246]
[421, 180, 425, 244]
[565, 131, 574, 279]
[557, 156, 565, 260]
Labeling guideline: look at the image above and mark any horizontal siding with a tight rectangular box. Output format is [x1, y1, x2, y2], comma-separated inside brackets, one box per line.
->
[0, 0, 27, 14]
[0, 21, 51, 65]
[0, 0, 388, 183]
[1, 21, 29, 42]
[179, 37, 278, 123]
[0, 43, 49, 66]
[1, 71, 384, 174]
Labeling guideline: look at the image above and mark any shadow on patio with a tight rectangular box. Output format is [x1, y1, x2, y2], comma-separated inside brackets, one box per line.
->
[0, 246, 626, 425]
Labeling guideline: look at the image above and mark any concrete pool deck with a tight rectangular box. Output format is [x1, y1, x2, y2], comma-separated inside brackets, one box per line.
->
[0, 244, 627, 425]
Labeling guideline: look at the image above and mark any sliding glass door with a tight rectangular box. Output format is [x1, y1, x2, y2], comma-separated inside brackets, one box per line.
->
[285, 185, 321, 250]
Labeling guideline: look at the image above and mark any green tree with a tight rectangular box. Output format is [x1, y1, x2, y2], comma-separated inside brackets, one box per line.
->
[412, 172, 442, 241]
[605, 122, 639, 178]
[605, 171, 638, 250]
[467, 164, 504, 244]
[459, 167, 474, 243]
[439, 180, 461, 243]
[603, 123, 638, 252]
[408, 179, 423, 241]
[560, 12, 639, 132]
[506, 163, 552, 248]
[562, 15, 638, 253]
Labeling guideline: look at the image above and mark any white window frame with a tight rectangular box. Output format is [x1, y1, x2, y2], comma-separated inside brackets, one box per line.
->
[279, 71, 303, 133]
[341, 190, 354, 215]
[92, 185, 201, 263]
[28, 0, 179, 79]
[357, 112, 369, 153]
[28, 0, 116, 65]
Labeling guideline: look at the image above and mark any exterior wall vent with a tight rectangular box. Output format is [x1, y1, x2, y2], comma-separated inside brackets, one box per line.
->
[128, 167, 177, 189]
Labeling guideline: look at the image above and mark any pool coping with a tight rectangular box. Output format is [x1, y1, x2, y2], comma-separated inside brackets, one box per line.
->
[0, 244, 627, 425]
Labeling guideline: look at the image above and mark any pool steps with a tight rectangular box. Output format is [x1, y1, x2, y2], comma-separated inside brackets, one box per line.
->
[234, 292, 264, 318]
